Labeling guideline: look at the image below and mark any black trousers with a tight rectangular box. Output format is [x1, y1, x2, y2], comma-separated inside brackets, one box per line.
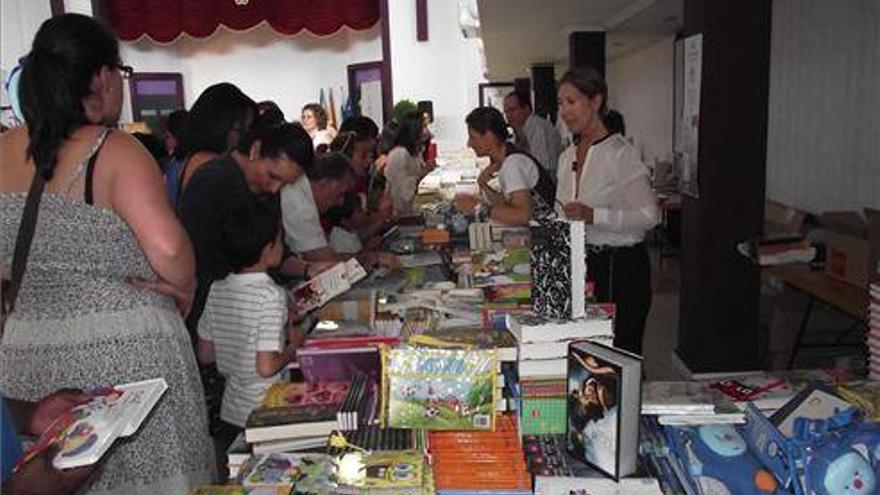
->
[587, 243, 652, 355]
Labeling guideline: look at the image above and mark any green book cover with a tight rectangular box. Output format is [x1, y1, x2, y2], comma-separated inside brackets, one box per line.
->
[383, 347, 496, 430]
[521, 397, 567, 435]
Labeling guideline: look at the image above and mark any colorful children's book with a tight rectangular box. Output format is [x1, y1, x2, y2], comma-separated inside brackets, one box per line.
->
[335, 450, 425, 493]
[383, 347, 496, 430]
[237, 453, 303, 488]
[469, 248, 531, 287]
[16, 378, 167, 471]
[297, 346, 381, 383]
[290, 454, 338, 494]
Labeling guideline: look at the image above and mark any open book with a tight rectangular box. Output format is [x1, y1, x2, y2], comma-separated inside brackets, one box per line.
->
[15, 378, 167, 470]
[290, 258, 368, 315]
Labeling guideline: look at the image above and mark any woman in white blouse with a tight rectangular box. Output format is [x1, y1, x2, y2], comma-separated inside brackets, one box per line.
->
[384, 111, 435, 215]
[555, 67, 659, 355]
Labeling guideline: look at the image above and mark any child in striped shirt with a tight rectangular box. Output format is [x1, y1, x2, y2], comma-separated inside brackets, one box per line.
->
[197, 195, 297, 437]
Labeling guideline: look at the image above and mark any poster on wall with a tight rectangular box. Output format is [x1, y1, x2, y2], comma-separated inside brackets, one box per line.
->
[679, 33, 702, 198]
[360, 80, 383, 128]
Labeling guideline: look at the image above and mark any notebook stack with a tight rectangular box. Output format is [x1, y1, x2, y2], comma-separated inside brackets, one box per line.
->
[506, 309, 614, 434]
[870, 282, 880, 380]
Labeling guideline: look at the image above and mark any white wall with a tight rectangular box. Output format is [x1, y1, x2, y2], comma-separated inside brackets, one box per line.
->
[389, 0, 486, 152]
[0, 0, 51, 74]
[766, 0, 880, 213]
[120, 23, 382, 124]
[605, 37, 675, 168]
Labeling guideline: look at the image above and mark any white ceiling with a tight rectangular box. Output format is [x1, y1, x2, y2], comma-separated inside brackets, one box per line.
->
[477, 0, 683, 80]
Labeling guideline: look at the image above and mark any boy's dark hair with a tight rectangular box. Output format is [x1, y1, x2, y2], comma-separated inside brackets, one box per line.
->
[504, 91, 532, 109]
[220, 194, 281, 273]
[307, 151, 353, 181]
[236, 118, 314, 176]
[466, 106, 510, 142]
[326, 192, 361, 226]
[339, 116, 379, 139]
[257, 100, 285, 125]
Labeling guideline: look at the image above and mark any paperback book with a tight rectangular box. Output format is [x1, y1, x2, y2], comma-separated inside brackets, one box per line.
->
[567, 341, 642, 480]
[383, 347, 496, 430]
[290, 258, 368, 315]
[16, 378, 167, 471]
[468, 248, 531, 288]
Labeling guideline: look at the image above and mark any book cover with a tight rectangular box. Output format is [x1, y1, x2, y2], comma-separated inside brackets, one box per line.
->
[641, 380, 737, 415]
[335, 450, 425, 492]
[769, 383, 854, 438]
[237, 453, 307, 488]
[520, 398, 567, 435]
[290, 259, 367, 315]
[16, 378, 167, 471]
[258, 382, 350, 410]
[567, 341, 642, 480]
[326, 426, 416, 456]
[483, 284, 532, 305]
[470, 248, 531, 288]
[297, 346, 381, 384]
[290, 454, 338, 494]
[530, 219, 586, 319]
[481, 303, 530, 330]
[245, 382, 349, 438]
[383, 347, 496, 430]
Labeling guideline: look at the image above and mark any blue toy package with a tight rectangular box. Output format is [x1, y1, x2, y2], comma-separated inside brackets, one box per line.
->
[795, 410, 880, 495]
[664, 421, 787, 495]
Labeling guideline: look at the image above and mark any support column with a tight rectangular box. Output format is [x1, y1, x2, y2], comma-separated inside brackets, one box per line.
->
[676, 0, 773, 372]
[531, 64, 556, 122]
[569, 31, 605, 74]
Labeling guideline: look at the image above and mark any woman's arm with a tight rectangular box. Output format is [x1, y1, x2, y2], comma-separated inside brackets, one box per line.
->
[255, 344, 297, 378]
[488, 190, 532, 226]
[591, 147, 659, 233]
[100, 133, 195, 310]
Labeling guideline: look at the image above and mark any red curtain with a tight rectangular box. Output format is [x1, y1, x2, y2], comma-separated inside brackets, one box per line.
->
[104, 0, 380, 43]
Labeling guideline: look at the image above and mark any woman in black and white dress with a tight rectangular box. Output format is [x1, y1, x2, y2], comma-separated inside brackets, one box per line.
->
[555, 67, 659, 355]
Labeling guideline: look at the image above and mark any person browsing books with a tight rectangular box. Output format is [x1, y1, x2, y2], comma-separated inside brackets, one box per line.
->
[383, 111, 435, 216]
[197, 195, 298, 443]
[455, 106, 556, 225]
[555, 67, 659, 355]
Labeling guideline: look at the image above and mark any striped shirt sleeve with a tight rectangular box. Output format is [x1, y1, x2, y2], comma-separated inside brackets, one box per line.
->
[255, 287, 286, 352]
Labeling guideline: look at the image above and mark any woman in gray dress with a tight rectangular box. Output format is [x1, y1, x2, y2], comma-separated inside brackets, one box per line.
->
[0, 14, 215, 494]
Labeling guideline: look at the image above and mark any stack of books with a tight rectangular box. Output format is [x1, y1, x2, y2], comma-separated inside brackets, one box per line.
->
[427, 415, 532, 494]
[736, 234, 816, 266]
[641, 381, 744, 425]
[240, 380, 378, 463]
[506, 309, 614, 435]
[870, 282, 880, 380]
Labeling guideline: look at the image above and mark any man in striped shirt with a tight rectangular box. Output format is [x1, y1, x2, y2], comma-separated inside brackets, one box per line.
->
[197, 195, 297, 438]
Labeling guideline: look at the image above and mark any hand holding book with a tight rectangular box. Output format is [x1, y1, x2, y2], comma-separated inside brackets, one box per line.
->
[561, 202, 594, 224]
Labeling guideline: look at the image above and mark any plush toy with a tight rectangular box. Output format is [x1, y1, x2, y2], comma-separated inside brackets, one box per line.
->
[801, 420, 880, 495]
[685, 424, 781, 495]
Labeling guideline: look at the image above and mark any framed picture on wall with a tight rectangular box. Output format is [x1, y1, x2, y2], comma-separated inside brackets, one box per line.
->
[347, 61, 388, 126]
[129, 72, 184, 134]
[479, 82, 515, 114]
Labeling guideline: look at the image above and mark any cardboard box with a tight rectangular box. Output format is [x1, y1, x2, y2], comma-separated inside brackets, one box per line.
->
[818, 211, 878, 287]
[765, 200, 806, 235]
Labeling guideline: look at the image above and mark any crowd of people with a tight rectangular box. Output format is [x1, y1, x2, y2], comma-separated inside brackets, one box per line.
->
[0, 13, 659, 494]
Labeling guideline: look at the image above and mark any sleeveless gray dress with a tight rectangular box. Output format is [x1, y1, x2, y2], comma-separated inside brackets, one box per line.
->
[0, 131, 215, 494]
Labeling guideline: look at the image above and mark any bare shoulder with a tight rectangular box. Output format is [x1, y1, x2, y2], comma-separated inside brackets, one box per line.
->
[101, 130, 161, 173]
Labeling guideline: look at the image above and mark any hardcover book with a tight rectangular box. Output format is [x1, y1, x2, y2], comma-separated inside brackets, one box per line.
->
[530, 219, 586, 319]
[237, 453, 303, 488]
[335, 450, 425, 493]
[190, 487, 291, 495]
[245, 382, 350, 443]
[15, 378, 167, 471]
[383, 347, 496, 430]
[414, 326, 518, 362]
[567, 341, 642, 480]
